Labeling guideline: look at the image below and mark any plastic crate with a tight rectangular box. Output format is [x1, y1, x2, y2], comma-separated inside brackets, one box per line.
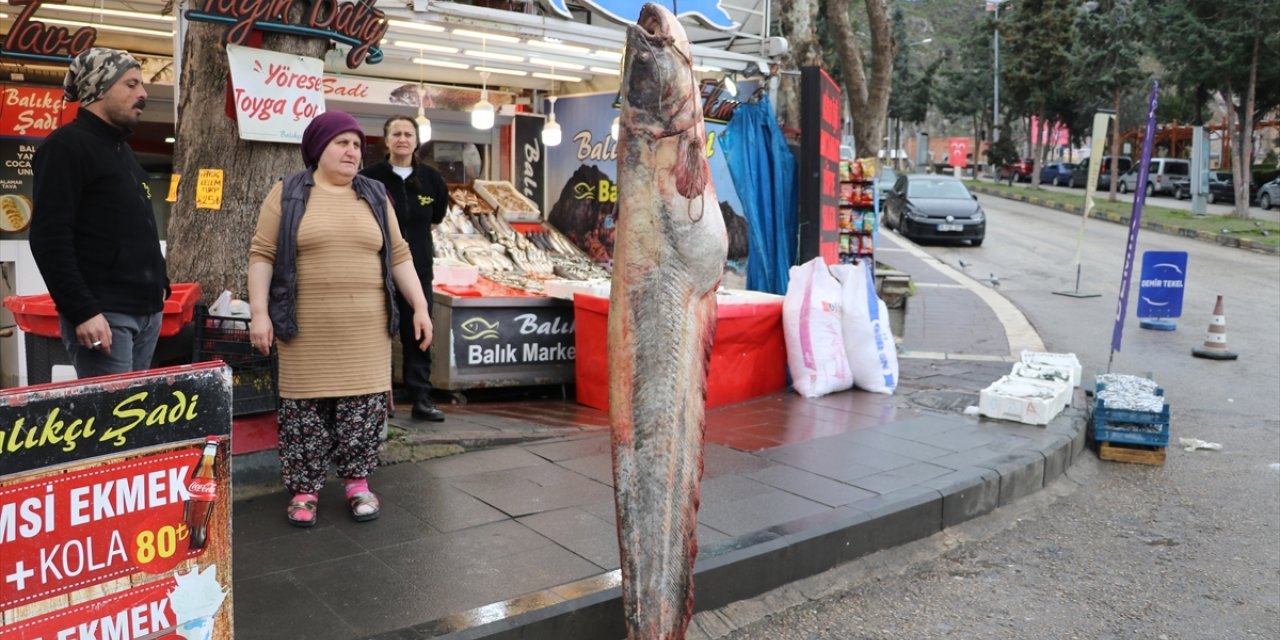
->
[1091, 383, 1170, 447]
[191, 305, 278, 416]
[3, 282, 202, 338]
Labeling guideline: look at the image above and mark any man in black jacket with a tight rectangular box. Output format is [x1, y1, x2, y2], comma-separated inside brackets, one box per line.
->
[30, 48, 168, 378]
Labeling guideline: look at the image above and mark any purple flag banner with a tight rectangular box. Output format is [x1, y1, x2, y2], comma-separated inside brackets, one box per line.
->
[1111, 81, 1159, 353]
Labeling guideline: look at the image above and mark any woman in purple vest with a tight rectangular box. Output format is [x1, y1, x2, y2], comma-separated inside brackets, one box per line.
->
[246, 111, 432, 527]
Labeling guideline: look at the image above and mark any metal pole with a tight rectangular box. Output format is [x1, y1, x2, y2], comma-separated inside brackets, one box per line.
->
[993, 2, 1000, 143]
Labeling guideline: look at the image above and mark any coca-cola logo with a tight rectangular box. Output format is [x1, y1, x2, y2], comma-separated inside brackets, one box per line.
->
[188, 479, 217, 499]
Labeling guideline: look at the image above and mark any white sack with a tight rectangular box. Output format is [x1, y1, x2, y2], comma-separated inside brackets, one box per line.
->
[783, 258, 853, 398]
[831, 262, 899, 394]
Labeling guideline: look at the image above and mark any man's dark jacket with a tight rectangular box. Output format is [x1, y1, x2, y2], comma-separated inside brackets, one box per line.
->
[360, 160, 448, 292]
[30, 109, 167, 326]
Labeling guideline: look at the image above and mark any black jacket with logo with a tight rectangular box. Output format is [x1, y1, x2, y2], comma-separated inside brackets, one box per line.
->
[30, 109, 167, 326]
[360, 160, 448, 290]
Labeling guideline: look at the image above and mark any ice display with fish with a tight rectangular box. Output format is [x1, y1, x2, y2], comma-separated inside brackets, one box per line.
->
[609, 4, 729, 639]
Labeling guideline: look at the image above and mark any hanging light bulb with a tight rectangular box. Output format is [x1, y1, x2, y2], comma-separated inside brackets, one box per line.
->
[542, 96, 561, 146]
[471, 44, 495, 130]
[610, 115, 620, 140]
[721, 74, 738, 98]
[416, 87, 432, 143]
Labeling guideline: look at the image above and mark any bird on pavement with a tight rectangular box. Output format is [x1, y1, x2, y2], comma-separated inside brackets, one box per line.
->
[958, 258, 972, 271]
[988, 273, 1001, 287]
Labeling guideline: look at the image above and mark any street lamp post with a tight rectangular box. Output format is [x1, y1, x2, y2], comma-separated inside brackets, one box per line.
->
[992, 1, 1002, 143]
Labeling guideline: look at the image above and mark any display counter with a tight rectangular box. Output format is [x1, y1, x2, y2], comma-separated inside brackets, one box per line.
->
[429, 279, 576, 393]
[573, 291, 787, 411]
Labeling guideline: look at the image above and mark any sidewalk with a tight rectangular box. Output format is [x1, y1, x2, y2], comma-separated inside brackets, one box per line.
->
[229, 244, 1086, 640]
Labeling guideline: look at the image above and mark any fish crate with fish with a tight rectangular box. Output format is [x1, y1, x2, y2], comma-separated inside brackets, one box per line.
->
[472, 180, 543, 222]
[1091, 376, 1170, 447]
[190, 305, 278, 416]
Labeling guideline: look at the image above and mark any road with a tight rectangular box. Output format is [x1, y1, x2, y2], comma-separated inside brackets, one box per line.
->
[698, 194, 1280, 639]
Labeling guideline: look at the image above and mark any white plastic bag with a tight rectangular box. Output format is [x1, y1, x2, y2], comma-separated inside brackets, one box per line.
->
[783, 258, 853, 398]
[831, 262, 898, 394]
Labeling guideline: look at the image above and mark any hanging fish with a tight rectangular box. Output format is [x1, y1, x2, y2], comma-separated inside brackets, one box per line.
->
[609, 3, 729, 638]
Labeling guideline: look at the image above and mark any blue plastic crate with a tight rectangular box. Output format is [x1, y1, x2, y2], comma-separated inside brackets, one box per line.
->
[1091, 397, 1170, 447]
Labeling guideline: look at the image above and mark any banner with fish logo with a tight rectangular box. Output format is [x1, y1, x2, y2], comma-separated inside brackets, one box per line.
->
[542, 91, 748, 287]
[540, 0, 736, 30]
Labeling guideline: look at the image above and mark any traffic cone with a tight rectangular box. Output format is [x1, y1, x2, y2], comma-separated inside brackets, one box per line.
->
[1191, 295, 1238, 360]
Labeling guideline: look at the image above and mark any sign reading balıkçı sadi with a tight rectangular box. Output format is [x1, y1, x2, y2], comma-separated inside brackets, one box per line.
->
[186, 0, 388, 68]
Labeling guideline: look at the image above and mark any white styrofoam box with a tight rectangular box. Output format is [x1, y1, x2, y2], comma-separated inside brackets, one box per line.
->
[434, 263, 479, 287]
[547, 279, 611, 301]
[1021, 351, 1082, 388]
[716, 289, 785, 305]
[1011, 361, 1072, 387]
[979, 375, 1071, 426]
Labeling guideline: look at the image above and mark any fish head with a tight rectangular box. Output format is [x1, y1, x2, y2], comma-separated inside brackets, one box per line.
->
[621, 3, 700, 138]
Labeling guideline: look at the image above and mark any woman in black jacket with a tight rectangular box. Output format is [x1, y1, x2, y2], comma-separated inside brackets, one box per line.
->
[361, 115, 449, 421]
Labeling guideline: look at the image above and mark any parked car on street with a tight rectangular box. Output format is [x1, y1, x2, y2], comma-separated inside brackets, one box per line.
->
[1117, 157, 1190, 197]
[998, 158, 1034, 184]
[1172, 172, 1260, 204]
[883, 174, 986, 246]
[1257, 177, 1280, 210]
[1068, 156, 1133, 190]
[1039, 162, 1077, 186]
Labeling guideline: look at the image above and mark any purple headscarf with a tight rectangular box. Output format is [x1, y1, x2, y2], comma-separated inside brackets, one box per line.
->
[301, 111, 365, 168]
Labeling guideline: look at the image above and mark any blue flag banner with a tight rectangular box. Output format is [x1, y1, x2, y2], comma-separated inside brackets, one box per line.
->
[1111, 81, 1159, 353]
[1137, 251, 1188, 319]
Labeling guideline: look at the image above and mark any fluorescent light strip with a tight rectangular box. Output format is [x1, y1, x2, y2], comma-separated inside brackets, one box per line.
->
[388, 19, 445, 33]
[527, 39, 591, 55]
[413, 58, 470, 69]
[464, 49, 522, 62]
[391, 40, 459, 54]
[452, 29, 521, 43]
[27, 4, 175, 23]
[592, 50, 623, 61]
[474, 66, 527, 77]
[34, 16, 171, 38]
[589, 66, 621, 76]
[532, 72, 583, 83]
[692, 65, 721, 73]
[528, 57, 584, 70]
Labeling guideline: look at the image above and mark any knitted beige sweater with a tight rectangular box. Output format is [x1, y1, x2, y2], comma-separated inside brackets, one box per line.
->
[250, 181, 412, 399]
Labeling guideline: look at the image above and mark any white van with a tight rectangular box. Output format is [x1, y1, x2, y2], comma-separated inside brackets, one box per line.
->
[1118, 158, 1190, 197]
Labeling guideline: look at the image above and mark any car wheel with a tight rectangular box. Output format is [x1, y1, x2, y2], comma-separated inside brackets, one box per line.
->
[1262, 193, 1273, 210]
[971, 236, 984, 247]
[1068, 176, 1077, 189]
[1174, 187, 1185, 200]
[1119, 181, 1128, 194]
[1146, 182, 1155, 198]
[1206, 192, 1216, 205]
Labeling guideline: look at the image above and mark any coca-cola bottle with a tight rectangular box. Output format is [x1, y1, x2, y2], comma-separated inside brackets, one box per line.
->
[184, 436, 220, 551]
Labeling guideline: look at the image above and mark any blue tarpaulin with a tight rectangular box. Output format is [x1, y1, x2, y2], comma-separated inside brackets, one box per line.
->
[720, 95, 797, 295]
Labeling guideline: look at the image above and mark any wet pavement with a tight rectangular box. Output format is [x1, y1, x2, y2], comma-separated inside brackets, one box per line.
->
[229, 232, 1088, 640]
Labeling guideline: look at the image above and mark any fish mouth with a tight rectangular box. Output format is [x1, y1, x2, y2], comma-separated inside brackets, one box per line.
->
[633, 3, 671, 44]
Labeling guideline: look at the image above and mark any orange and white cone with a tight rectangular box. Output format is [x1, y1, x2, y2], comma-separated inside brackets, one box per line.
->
[1191, 295, 1238, 360]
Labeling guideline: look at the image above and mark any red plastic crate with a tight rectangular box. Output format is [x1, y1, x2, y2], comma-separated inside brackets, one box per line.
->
[3, 282, 202, 338]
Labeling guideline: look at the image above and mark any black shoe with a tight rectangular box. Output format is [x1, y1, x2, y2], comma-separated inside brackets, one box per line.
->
[411, 399, 445, 422]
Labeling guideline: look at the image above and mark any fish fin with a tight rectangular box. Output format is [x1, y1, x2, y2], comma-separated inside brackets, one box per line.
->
[675, 134, 707, 201]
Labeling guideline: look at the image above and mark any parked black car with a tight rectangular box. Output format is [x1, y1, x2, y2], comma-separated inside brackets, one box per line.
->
[1172, 172, 1259, 204]
[1068, 156, 1133, 190]
[883, 174, 986, 246]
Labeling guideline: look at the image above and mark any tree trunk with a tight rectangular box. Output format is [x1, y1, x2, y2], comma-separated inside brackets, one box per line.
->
[1233, 36, 1258, 218]
[165, 18, 327, 303]
[776, 0, 821, 131]
[822, 0, 893, 161]
[1108, 86, 1121, 202]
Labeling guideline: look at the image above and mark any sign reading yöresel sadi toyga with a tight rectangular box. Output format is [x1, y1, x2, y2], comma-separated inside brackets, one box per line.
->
[0, 363, 234, 640]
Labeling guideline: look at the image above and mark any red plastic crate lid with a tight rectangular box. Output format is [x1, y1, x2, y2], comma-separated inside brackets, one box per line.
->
[3, 282, 202, 338]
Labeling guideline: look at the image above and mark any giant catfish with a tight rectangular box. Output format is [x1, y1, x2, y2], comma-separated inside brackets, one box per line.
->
[609, 3, 729, 639]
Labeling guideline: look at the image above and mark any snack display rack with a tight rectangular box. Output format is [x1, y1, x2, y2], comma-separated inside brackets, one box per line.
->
[837, 159, 880, 264]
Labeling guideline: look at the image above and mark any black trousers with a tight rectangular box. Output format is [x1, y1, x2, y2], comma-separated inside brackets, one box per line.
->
[396, 292, 434, 403]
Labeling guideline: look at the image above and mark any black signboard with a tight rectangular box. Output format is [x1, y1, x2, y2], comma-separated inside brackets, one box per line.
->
[451, 305, 574, 371]
[797, 66, 842, 264]
[0, 363, 233, 475]
[512, 113, 547, 214]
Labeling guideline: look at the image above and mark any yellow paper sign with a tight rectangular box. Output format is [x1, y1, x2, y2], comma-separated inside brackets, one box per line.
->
[195, 169, 223, 210]
[166, 174, 180, 203]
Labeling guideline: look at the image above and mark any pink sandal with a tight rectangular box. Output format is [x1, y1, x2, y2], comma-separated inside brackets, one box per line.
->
[287, 493, 318, 528]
